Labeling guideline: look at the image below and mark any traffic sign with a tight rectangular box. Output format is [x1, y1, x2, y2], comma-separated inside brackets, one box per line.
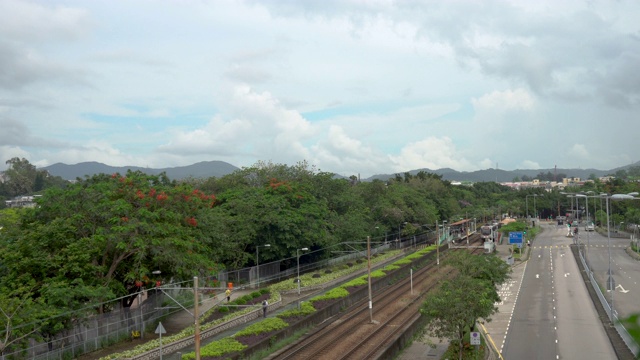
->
[509, 231, 523, 244]
[155, 322, 166, 335]
[470, 331, 481, 345]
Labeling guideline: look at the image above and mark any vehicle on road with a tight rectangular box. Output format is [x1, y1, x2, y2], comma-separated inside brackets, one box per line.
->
[585, 222, 595, 231]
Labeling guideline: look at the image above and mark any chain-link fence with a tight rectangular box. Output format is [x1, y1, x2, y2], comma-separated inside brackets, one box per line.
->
[3, 234, 437, 359]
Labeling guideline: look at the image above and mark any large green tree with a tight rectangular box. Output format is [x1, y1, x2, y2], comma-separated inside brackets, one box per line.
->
[0, 171, 223, 350]
[421, 274, 498, 360]
[421, 250, 508, 359]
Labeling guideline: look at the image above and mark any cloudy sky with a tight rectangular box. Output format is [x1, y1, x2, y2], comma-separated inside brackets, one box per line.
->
[1, 0, 639, 177]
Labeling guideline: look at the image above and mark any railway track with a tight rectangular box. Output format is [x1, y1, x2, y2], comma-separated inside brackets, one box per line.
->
[268, 234, 485, 360]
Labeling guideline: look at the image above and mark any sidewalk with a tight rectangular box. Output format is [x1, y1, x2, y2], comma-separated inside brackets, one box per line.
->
[76, 287, 258, 360]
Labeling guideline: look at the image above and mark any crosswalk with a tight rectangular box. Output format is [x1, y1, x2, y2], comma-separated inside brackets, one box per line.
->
[531, 244, 628, 249]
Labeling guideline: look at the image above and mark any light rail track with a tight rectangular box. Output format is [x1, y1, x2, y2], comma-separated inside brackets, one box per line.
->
[269, 235, 484, 360]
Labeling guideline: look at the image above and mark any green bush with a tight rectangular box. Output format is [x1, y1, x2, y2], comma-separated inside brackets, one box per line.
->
[234, 317, 288, 337]
[311, 287, 349, 302]
[260, 288, 269, 294]
[235, 298, 247, 305]
[240, 294, 253, 302]
[218, 306, 229, 313]
[182, 338, 246, 359]
[277, 301, 316, 318]
[250, 291, 262, 298]
[393, 259, 411, 265]
[342, 277, 367, 288]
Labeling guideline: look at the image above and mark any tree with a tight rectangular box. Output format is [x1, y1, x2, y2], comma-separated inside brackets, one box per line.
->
[422, 250, 508, 359]
[3, 158, 37, 196]
[444, 250, 511, 287]
[0, 171, 223, 349]
[421, 274, 498, 360]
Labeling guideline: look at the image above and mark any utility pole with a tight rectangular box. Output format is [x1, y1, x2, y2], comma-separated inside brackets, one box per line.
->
[194, 277, 200, 360]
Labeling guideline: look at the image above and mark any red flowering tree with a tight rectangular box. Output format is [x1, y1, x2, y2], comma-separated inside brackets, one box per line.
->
[5, 171, 221, 319]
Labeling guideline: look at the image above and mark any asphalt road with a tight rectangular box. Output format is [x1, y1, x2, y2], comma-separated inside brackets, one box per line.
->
[578, 229, 640, 320]
[501, 224, 617, 359]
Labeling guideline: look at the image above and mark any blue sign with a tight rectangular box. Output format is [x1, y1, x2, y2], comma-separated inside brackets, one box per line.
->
[509, 231, 524, 244]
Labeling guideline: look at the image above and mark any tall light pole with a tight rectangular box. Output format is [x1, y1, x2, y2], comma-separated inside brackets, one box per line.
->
[533, 194, 542, 220]
[436, 220, 440, 268]
[367, 236, 373, 323]
[603, 193, 614, 320]
[256, 244, 270, 288]
[297, 247, 308, 295]
[601, 192, 640, 321]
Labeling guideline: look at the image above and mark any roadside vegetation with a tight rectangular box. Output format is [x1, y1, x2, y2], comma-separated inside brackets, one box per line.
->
[1, 157, 640, 358]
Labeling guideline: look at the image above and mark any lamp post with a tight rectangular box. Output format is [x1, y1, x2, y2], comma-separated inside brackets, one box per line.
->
[436, 220, 440, 268]
[603, 193, 614, 320]
[526, 194, 541, 221]
[575, 194, 593, 262]
[601, 192, 639, 321]
[297, 247, 309, 295]
[256, 244, 270, 288]
[397, 221, 407, 248]
[534, 194, 542, 220]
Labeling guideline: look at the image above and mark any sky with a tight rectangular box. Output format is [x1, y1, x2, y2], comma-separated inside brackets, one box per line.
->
[1, 0, 639, 178]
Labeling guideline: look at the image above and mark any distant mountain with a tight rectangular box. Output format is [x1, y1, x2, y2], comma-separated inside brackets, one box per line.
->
[363, 167, 613, 183]
[42, 161, 239, 181]
[39, 160, 633, 183]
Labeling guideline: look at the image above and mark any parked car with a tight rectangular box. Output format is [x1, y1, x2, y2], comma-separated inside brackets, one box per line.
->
[585, 222, 595, 231]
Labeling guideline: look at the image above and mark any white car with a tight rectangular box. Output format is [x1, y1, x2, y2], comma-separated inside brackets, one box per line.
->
[585, 223, 595, 231]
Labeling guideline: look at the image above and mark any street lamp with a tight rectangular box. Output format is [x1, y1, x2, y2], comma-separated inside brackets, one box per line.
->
[534, 194, 542, 220]
[526, 194, 542, 221]
[256, 244, 270, 288]
[297, 247, 309, 295]
[601, 192, 640, 321]
[575, 194, 594, 262]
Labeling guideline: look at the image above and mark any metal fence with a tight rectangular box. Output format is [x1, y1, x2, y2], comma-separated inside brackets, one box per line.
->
[2, 235, 436, 359]
[2, 285, 190, 360]
[578, 248, 640, 356]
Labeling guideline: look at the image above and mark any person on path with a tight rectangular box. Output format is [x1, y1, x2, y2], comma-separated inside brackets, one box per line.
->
[225, 289, 231, 303]
[262, 300, 268, 318]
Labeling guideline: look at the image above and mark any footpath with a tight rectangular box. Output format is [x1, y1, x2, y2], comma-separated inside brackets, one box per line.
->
[80, 235, 522, 360]
[79, 250, 407, 360]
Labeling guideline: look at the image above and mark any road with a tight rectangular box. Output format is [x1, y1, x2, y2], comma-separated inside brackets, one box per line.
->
[578, 229, 640, 320]
[500, 224, 617, 359]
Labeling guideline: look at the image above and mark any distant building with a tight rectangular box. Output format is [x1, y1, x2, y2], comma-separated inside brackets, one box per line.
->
[5, 195, 42, 208]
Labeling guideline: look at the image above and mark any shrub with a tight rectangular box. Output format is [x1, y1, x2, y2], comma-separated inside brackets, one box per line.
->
[234, 317, 288, 337]
[235, 298, 247, 305]
[324, 269, 332, 274]
[277, 301, 316, 318]
[311, 287, 349, 302]
[250, 291, 262, 298]
[182, 338, 246, 359]
[312, 273, 322, 278]
[383, 264, 400, 271]
[218, 306, 229, 313]
[342, 277, 367, 288]
[260, 288, 269, 294]
[240, 294, 253, 302]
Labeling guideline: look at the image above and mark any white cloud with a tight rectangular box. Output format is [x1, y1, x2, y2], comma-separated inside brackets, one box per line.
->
[568, 144, 589, 159]
[390, 137, 476, 172]
[518, 160, 541, 169]
[1, 1, 639, 177]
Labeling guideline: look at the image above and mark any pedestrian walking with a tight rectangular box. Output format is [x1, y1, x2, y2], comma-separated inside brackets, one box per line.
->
[225, 288, 231, 303]
[262, 300, 268, 318]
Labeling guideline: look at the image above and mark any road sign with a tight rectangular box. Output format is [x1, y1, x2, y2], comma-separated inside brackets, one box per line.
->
[470, 331, 481, 345]
[155, 322, 166, 335]
[509, 231, 523, 244]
